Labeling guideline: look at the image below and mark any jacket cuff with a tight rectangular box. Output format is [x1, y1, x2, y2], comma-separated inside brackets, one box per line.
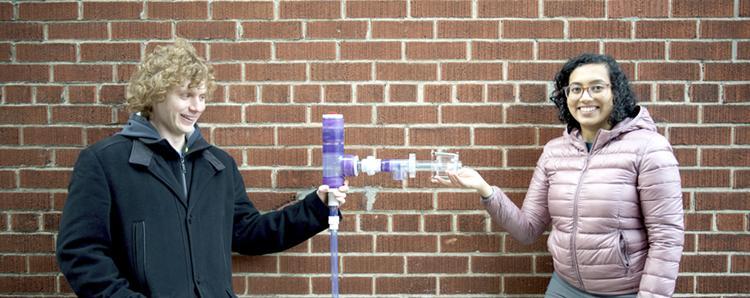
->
[303, 190, 342, 224]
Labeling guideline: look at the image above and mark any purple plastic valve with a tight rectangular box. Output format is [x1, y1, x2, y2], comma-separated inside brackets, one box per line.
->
[322, 114, 345, 188]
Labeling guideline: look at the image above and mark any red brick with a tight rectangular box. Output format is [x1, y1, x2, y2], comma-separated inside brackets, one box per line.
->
[324, 85, 351, 102]
[717, 213, 745, 231]
[212, 2, 272, 20]
[700, 21, 750, 39]
[605, 42, 665, 60]
[372, 21, 433, 39]
[16, 43, 75, 62]
[28, 254, 58, 272]
[240, 170, 272, 188]
[739, 127, 750, 145]
[408, 256, 468, 273]
[412, 1, 471, 17]
[689, 84, 719, 102]
[177, 21, 235, 39]
[519, 84, 547, 103]
[706, 63, 750, 81]
[487, 84, 515, 102]
[671, 41, 732, 60]
[377, 63, 437, 81]
[311, 63, 371, 81]
[0, 65, 48, 82]
[35, 86, 63, 104]
[55, 64, 112, 83]
[504, 20, 563, 38]
[11, 213, 38, 232]
[0, 276, 56, 292]
[98, 84, 124, 104]
[247, 64, 305, 81]
[49, 22, 108, 40]
[360, 214, 388, 231]
[247, 276, 308, 295]
[442, 106, 502, 124]
[476, 255, 536, 274]
[276, 42, 336, 60]
[232, 255, 277, 273]
[0, 255, 24, 273]
[458, 214, 487, 232]
[210, 42, 270, 61]
[371, 192, 432, 211]
[246, 105, 305, 123]
[197, 105, 240, 124]
[312, 276, 371, 295]
[743, 0, 750, 17]
[376, 277, 436, 294]
[290, 85, 319, 103]
[347, 127, 404, 145]
[441, 276, 500, 294]
[407, 42, 466, 60]
[276, 127, 317, 146]
[84, 2, 142, 20]
[673, 148, 697, 166]
[669, 127, 730, 145]
[0, 3, 10, 20]
[19, 2, 77, 20]
[213, 64, 242, 82]
[544, 0, 604, 17]
[276, 169, 320, 188]
[475, 127, 536, 145]
[376, 106, 437, 124]
[213, 127, 274, 146]
[279, 256, 328, 273]
[681, 254, 728, 272]
[3, 85, 32, 103]
[0, 23, 43, 41]
[703, 106, 750, 123]
[259, 85, 289, 103]
[0, 149, 49, 167]
[147, 2, 207, 19]
[473, 41, 533, 60]
[733, 255, 750, 272]
[344, 256, 403, 273]
[609, 0, 668, 17]
[443, 63, 502, 81]
[280, 1, 340, 19]
[377, 235, 437, 253]
[411, 127, 470, 146]
[441, 234, 501, 252]
[357, 84, 385, 102]
[347, 0, 406, 18]
[570, 20, 631, 39]
[0, 128, 19, 145]
[724, 84, 750, 103]
[735, 170, 750, 188]
[642, 105, 698, 123]
[225, 84, 255, 103]
[638, 63, 700, 81]
[697, 275, 750, 293]
[19, 169, 70, 189]
[506, 106, 559, 124]
[703, 149, 750, 167]
[657, 84, 684, 102]
[393, 214, 420, 231]
[0, 43, 9, 61]
[681, 169, 731, 188]
[673, 0, 733, 17]
[342, 42, 401, 60]
[0, 234, 55, 252]
[456, 84, 483, 102]
[311, 105, 371, 124]
[508, 62, 561, 81]
[636, 20, 696, 39]
[242, 21, 302, 39]
[505, 276, 551, 294]
[51, 106, 112, 124]
[307, 21, 367, 39]
[0, 106, 46, 124]
[478, 0, 538, 17]
[424, 84, 451, 103]
[81, 43, 140, 62]
[389, 84, 417, 102]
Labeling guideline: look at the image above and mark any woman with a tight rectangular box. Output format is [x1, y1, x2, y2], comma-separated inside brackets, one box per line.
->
[435, 53, 683, 297]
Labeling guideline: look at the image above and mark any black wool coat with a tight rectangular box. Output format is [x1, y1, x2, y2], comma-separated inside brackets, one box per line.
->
[56, 133, 330, 297]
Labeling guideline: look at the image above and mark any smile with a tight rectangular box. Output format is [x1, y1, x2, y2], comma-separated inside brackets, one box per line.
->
[578, 106, 599, 112]
[180, 114, 197, 123]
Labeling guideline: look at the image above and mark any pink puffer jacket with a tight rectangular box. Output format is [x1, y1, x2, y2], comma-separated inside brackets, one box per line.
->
[482, 107, 684, 297]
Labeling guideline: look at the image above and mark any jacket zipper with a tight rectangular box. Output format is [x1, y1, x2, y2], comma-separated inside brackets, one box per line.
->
[570, 136, 596, 290]
[180, 156, 187, 198]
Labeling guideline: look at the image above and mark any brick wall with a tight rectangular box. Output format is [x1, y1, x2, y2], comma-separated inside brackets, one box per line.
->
[0, 0, 748, 297]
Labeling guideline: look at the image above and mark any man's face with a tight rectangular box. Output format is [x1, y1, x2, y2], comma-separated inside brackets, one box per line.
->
[150, 81, 207, 141]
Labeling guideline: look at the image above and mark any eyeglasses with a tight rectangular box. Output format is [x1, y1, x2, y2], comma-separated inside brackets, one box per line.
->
[563, 83, 611, 99]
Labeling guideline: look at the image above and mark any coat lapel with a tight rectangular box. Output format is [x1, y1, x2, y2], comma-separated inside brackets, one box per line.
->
[129, 140, 188, 208]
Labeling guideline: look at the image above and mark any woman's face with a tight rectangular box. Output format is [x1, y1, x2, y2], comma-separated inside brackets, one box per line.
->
[566, 63, 614, 135]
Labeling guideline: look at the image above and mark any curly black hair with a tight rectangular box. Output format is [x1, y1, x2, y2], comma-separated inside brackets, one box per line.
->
[549, 53, 637, 132]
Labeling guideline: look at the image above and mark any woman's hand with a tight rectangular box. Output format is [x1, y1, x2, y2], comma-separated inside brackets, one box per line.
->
[316, 182, 348, 206]
[432, 167, 494, 197]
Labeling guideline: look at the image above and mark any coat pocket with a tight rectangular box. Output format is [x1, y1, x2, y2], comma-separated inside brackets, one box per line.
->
[616, 231, 631, 271]
[132, 221, 148, 287]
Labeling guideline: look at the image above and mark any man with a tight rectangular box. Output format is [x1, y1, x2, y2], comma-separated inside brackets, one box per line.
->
[56, 39, 347, 297]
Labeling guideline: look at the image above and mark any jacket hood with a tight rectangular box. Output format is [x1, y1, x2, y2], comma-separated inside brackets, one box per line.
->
[565, 106, 656, 151]
[118, 113, 206, 153]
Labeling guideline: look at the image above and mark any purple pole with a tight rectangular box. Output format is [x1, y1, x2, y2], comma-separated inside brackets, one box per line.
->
[322, 114, 345, 188]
